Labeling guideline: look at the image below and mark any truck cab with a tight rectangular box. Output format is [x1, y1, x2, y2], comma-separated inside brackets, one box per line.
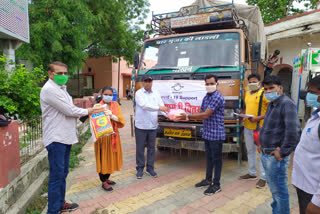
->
[133, 2, 264, 162]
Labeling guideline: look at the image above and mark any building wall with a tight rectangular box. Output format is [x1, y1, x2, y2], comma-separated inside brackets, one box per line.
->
[111, 57, 133, 98]
[81, 56, 133, 98]
[82, 56, 113, 90]
[268, 33, 320, 71]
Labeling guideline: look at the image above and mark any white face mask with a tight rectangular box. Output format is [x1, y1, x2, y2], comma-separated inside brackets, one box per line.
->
[103, 95, 113, 103]
[206, 85, 217, 93]
[248, 82, 260, 91]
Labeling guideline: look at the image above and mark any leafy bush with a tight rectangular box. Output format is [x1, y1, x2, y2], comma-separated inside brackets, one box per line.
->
[0, 55, 46, 121]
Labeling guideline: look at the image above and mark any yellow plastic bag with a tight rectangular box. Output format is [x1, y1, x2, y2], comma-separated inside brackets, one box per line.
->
[90, 104, 114, 141]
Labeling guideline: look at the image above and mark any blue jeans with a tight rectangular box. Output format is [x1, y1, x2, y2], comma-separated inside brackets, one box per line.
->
[205, 140, 223, 186]
[261, 151, 290, 214]
[135, 127, 157, 172]
[46, 142, 72, 214]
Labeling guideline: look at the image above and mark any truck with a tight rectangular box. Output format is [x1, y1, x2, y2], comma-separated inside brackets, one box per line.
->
[132, 0, 266, 163]
[291, 45, 320, 127]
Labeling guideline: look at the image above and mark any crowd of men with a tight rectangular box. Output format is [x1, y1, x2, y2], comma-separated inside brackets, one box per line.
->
[41, 61, 319, 214]
[136, 73, 320, 214]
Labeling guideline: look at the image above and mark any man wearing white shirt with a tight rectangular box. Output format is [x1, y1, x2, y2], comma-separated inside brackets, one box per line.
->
[135, 76, 168, 179]
[40, 61, 93, 214]
[292, 75, 320, 214]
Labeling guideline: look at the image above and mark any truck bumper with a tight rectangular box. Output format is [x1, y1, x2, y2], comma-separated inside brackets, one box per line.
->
[156, 138, 239, 152]
[156, 122, 243, 153]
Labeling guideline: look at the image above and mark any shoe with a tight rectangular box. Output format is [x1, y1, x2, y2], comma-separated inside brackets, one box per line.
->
[195, 179, 211, 188]
[239, 173, 257, 180]
[204, 184, 221, 195]
[145, 170, 158, 178]
[256, 179, 266, 188]
[106, 179, 116, 185]
[136, 170, 143, 179]
[60, 202, 79, 213]
[102, 183, 113, 192]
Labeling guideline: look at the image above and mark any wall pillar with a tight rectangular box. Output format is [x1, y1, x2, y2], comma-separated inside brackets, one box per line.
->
[0, 39, 22, 71]
[0, 121, 21, 188]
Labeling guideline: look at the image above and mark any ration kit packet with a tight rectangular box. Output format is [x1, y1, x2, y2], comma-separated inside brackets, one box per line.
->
[89, 104, 114, 141]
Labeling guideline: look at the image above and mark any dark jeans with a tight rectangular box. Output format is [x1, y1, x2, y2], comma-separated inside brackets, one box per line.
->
[135, 127, 157, 172]
[99, 173, 110, 182]
[265, 67, 273, 78]
[296, 187, 313, 214]
[204, 140, 223, 186]
[46, 142, 71, 214]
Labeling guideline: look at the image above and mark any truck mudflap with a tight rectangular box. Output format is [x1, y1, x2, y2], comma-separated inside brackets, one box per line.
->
[156, 121, 242, 153]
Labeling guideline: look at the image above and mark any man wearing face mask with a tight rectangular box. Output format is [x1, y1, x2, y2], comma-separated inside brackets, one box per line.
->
[40, 61, 93, 214]
[135, 76, 169, 179]
[292, 76, 320, 214]
[259, 75, 300, 214]
[239, 73, 268, 188]
[177, 74, 225, 195]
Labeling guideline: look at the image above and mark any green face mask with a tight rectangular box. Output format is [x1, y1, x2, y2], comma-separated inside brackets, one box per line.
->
[54, 75, 68, 85]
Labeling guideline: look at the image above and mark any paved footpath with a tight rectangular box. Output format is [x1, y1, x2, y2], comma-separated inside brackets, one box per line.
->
[63, 99, 299, 214]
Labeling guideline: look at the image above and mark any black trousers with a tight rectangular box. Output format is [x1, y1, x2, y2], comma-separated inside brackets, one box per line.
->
[296, 187, 313, 214]
[264, 67, 273, 78]
[99, 173, 110, 182]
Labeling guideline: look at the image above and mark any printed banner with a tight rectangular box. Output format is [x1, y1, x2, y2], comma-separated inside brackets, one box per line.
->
[152, 80, 206, 114]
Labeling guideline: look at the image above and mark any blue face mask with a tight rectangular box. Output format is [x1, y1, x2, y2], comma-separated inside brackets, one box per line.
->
[103, 95, 113, 103]
[306, 93, 320, 108]
[264, 91, 280, 102]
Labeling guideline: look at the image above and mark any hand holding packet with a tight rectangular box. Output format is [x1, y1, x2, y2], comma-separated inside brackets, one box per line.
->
[90, 104, 114, 141]
[167, 109, 187, 121]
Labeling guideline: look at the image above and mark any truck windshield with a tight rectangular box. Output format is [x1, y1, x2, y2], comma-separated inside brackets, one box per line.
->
[139, 32, 240, 74]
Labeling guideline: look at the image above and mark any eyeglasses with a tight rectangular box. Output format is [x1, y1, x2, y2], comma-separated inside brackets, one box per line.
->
[53, 72, 68, 75]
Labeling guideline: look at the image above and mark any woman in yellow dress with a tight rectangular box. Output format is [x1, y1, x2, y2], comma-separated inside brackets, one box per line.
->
[94, 86, 124, 191]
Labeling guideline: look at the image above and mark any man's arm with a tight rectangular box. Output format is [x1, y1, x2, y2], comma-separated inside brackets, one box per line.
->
[155, 91, 168, 115]
[189, 108, 213, 120]
[135, 90, 164, 112]
[248, 114, 265, 123]
[279, 101, 300, 158]
[42, 89, 89, 117]
[270, 56, 279, 64]
[178, 95, 222, 120]
[307, 183, 320, 214]
[176, 108, 213, 120]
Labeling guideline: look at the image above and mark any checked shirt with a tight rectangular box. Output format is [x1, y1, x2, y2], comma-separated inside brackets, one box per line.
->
[201, 91, 225, 141]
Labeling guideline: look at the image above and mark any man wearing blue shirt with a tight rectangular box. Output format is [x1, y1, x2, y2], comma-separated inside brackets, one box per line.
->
[178, 74, 225, 195]
[135, 76, 168, 179]
[292, 75, 320, 214]
[259, 75, 300, 214]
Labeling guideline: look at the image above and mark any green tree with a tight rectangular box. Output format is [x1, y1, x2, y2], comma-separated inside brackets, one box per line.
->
[16, 0, 95, 72]
[0, 55, 46, 121]
[86, 0, 148, 63]
[246, 0, 318, 24]
[16, 0, 149, 71]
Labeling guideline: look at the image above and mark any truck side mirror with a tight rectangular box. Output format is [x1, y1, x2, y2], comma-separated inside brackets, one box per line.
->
[251, 42, 261, 62]
[134, 52, 140, 69]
